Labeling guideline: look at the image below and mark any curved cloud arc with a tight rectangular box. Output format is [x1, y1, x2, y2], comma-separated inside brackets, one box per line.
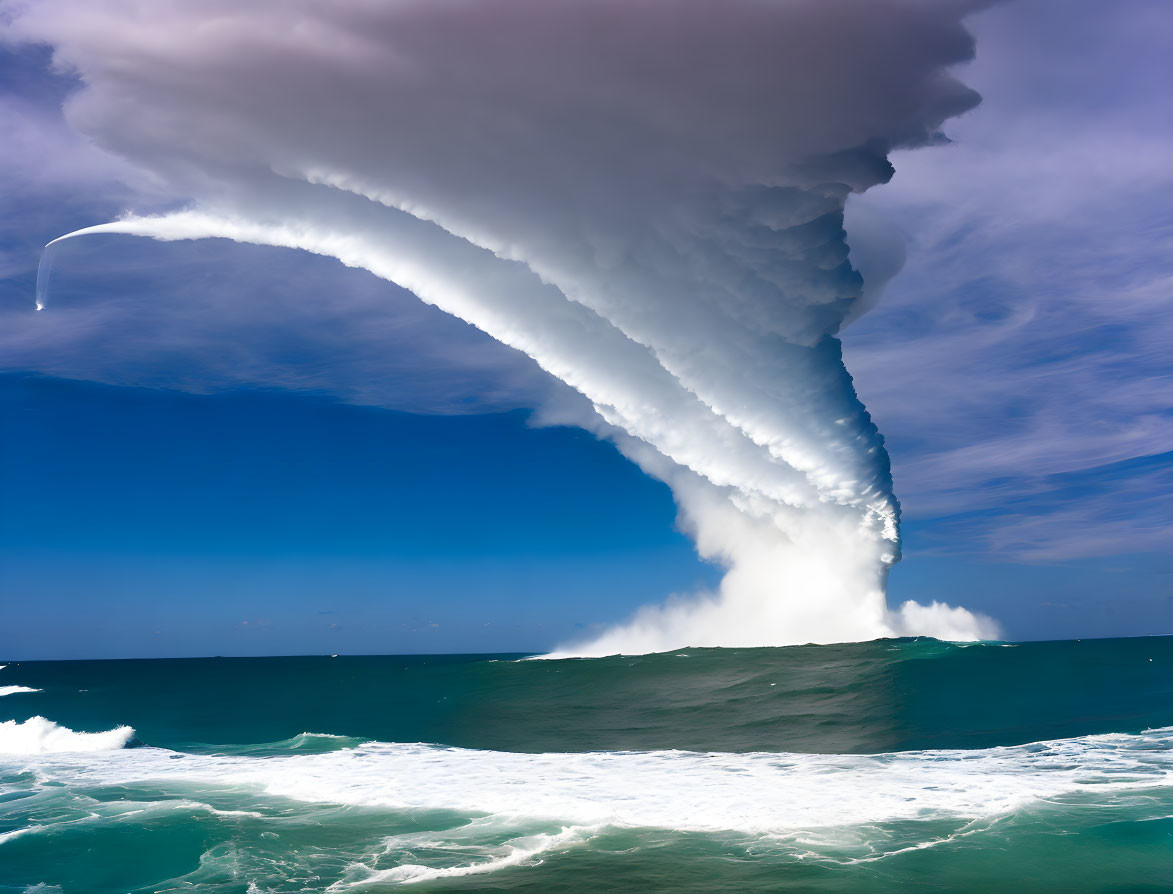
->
[9, 0, 999, 652]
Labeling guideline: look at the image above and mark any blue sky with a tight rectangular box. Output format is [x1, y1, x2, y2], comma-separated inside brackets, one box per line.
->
[1, 0, 1170, 658]
[1, 374, 715, 657]
[846, 0, 1173, 563]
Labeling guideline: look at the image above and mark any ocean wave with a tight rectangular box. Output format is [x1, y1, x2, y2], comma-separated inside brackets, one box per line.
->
[7, 638, 1163, 756]
[328, 823, 595, 889]
[533, 634, 980, 660]
[194, 732, 370, 757]
[0, 797, 262, 848]
[5, 728, 1170, 836]
[0, 825, 39, 844]
[0, 686, 41, 697]
[0, 716, 135, 755]
[85, 798, 267, 821]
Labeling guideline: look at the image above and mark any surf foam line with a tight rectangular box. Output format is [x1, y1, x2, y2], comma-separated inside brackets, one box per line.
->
[10, 0, 999, 652]
[6, 728, 1171, 836]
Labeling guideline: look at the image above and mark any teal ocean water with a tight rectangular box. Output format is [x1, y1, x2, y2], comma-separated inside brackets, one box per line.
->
[1, 637, 1171, 892]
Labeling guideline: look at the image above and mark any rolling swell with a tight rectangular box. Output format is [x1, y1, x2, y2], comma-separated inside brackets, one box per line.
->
[3, 637, 1171, 754]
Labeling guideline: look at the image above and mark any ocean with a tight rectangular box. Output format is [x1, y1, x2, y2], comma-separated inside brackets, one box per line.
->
[1, 637, 1170, 892]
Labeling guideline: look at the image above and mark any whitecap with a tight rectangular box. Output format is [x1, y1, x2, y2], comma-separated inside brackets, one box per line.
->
[0, 686, 41, 697]
[0, 716, 134, 754]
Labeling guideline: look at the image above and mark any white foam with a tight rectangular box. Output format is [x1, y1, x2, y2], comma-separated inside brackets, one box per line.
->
[0, 716, 134, 754]
[180, 801, 265, 819]
[0, 826, 38, 845]
[7, 729, 1170, 836]
[0, 797, 261, 850]
[125, 800, 266, 821]
[330, 825, 593, 889]
[0, 686, 41, 697]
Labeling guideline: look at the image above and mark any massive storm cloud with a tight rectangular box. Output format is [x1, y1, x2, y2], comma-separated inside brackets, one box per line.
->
[5, 0, 999, 653]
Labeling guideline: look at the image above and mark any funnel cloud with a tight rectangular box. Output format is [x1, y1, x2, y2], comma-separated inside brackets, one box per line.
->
[6, 0, 999, 652]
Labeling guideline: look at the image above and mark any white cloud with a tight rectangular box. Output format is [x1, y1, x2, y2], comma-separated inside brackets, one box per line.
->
[3, 0, 1000, 650]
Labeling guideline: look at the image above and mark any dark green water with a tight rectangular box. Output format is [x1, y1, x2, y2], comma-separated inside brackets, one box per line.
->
[1, 637, 1171, 892]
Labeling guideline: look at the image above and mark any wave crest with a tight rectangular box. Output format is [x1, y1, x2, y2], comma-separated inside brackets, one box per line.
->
[0, 716, 135, 755]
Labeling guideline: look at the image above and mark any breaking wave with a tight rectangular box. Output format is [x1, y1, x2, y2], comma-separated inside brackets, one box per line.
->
[11, 728, 1172, 835]
[0, 716, 135, 755]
